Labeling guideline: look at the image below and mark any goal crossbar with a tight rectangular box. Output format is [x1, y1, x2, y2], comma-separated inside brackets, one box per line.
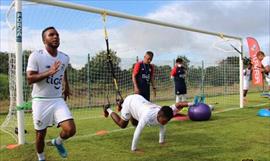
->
[24, 0, 242, 41]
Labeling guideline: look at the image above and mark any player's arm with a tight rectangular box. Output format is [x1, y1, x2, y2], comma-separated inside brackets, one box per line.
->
[170, 66, 176, 79]
[63, 70, 71, 100]
[159, 125, 166, 144]
[132, 63, 140, 94]
[27, 60, 61, 85]
[131, 120, 146, 151]
[263, 65, 270, 74]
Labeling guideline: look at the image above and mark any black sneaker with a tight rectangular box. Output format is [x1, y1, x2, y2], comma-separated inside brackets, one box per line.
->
[103, 104, 110, 118]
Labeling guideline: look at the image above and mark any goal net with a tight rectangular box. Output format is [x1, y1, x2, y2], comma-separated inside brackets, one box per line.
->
[1, 0, 247, 146]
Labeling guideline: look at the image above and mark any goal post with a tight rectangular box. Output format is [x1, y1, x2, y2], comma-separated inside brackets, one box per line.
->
[2, 0, 246, 146]
[15, 0, 25, 145]
[23, 0, 244, 108]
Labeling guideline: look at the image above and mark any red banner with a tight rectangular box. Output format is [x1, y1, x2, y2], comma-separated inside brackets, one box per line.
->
[246, 37, 263, 86]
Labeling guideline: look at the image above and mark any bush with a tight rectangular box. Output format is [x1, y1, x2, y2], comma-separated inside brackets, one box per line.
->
[0, 74, 9, 99]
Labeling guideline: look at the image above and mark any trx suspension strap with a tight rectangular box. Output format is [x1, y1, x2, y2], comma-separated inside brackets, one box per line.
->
[102, 12, 123, 104]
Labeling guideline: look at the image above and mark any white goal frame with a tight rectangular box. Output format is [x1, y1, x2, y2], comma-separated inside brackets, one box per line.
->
[13, 0, 244, 144]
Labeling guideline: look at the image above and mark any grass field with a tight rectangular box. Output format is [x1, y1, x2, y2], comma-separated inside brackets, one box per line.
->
[0, 92, 269, 161]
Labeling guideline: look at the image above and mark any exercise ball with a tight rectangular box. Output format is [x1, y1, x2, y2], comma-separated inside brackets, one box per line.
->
[188, 103, 212, 121]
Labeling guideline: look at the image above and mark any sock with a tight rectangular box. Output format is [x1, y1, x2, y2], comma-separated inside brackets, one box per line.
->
[107, 108, 113, 116]
[55, 136, 64, 145]
[37, 152, 45, 160]
[176, 95, 180, 103]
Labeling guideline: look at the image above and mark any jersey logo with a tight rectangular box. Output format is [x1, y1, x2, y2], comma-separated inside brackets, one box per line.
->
[46, 74, 63, 89]
[36, 120, 43, 127]
[142, 74, 150, 82]
[46, 65, 50, 68]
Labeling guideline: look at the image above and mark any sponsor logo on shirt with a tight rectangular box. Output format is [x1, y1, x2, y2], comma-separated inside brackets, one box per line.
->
[46, 75, 63, 89]
[36, 120, 43, 127]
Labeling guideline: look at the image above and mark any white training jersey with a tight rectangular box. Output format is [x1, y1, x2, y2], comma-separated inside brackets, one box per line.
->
[26, 49, 69, 98]
[121, 94, 178, 151]
[121, 94, 161, 125]
[243, 68, 251, 82]
[262, 56, 270, 78]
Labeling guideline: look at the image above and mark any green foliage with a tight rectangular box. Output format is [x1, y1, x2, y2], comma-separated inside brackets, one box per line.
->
[89, 50, 121, 84]
[0, 52, 9, 74]
[154, 65, 171, 83]
[187, 56, 240, 87]
[0, 93, 269, 161]
[1, 49, 242, 107]
[0, 74, 9, 99]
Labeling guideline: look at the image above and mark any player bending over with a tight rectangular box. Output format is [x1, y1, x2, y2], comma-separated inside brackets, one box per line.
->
[257, 51, 270, 92]
[103, 94, 193, 151]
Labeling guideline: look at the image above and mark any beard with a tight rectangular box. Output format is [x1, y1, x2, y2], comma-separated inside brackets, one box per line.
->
[49, 42, 60, 49]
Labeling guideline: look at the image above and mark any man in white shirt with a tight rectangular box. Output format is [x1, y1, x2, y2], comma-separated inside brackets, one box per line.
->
[243, 62, 252, 102]
[257, 51, 270, 92]
[103, 94, 193, 152]
[27, 27, 76, 161]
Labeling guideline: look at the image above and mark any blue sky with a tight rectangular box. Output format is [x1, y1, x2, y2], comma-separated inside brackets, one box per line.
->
[0, 0, 269, 68]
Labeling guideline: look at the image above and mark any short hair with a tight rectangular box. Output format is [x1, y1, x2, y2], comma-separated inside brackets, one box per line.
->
[42, 26, 56, 41]
[176, 58, 183, 63]
[160, 106, 174, 120]
[256, 51, 265, 57]
[145, 51, 154, 58]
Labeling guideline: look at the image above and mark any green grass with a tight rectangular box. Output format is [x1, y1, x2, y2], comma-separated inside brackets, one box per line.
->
[0, 93, 269, 161]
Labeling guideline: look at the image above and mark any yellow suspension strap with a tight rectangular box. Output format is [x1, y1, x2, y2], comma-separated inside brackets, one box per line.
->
[102, 12, 123, 105]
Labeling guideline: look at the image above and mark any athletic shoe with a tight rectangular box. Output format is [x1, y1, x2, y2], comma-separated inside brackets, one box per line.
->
[103, 104, 110, 118]
[193, 96, 199, 105]
[51, 139, 67, 158]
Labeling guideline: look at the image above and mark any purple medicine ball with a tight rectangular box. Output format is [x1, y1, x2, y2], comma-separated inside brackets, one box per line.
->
[188, 103, 212, 121]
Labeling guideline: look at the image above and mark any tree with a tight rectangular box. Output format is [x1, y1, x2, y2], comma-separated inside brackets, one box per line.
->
[0, 52, 9, 74]
[85, 49, 121, 84]
[218, 56, 239, 85]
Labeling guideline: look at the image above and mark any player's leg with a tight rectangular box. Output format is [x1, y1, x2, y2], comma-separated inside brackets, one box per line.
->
[32, 99, 54, 161]
[111, 112, 129, 128]
[180, 85, 187, 102]
[139, 86, 150, 101]
[243, 90, 248, 103]
[243, 90, 248, 97]
[59, 119, 76, 140]
[36, 129, 47, 161]
[176, 95, 180, 103]
[103, 103, 129, 128]
[50, 99, 75, 158]
[49, 120, 75, 158]
[243, 79, 249, 102]
[180, 94, 187, 102]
